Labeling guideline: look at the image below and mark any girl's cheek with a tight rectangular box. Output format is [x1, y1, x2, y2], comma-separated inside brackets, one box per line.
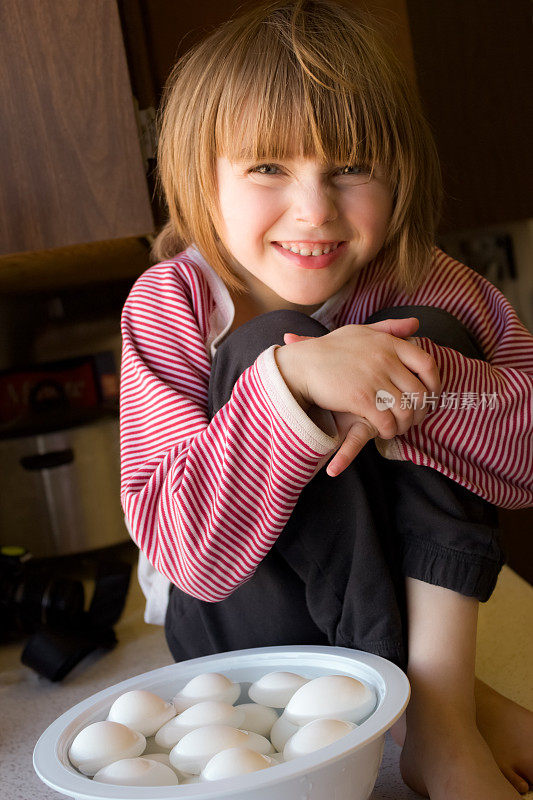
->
[244, 190, 284, 223]
[347, 184, 393, 229]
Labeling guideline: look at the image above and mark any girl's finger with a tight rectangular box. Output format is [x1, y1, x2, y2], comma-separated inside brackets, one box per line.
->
[387, 368, 433, 426]
[326, 419, 376, 477]
[393, 337, 442, 398]
[374, 380, 416, 435]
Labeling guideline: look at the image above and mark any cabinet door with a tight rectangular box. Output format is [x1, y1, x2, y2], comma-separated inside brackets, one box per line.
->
[0, 0, 154, 256]
[406, 0, 533, 231]
[121, 0, 416, 106]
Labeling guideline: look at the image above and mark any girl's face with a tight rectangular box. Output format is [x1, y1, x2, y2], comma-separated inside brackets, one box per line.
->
[215, 154, 394, 314]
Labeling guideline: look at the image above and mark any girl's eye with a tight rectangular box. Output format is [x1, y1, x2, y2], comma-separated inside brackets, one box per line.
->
[249, 163, 281, 175]
[336, 165, 371, 176]
[247, 163, 373, 179]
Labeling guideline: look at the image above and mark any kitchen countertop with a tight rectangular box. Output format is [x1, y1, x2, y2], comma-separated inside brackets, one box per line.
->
[1, 564, 532, 799]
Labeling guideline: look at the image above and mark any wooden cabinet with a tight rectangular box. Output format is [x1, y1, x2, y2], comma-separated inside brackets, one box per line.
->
[0, 0, 154, 257]
[406, 0, 533, 232]
[118, 0, 416, 106]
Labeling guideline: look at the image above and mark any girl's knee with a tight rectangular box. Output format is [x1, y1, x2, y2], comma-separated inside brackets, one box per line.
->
[208, 310, 328, 419]
[249, 309, 330, 339]
[222, 309, 329, 352]
[365, 305, 485, 360]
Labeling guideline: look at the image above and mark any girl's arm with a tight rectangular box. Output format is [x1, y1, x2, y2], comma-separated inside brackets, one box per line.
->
[374, 249, 533, 510]
[120, 260, 340, 602]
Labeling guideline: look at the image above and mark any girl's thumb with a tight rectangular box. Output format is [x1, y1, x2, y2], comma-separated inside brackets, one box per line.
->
[284, 317, 419, 345]
[366, 317, 419, 337]
[283, 333, 313, 344]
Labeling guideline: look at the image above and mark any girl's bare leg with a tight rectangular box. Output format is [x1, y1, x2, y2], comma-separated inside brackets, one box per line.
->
[398, 577, 523, 799]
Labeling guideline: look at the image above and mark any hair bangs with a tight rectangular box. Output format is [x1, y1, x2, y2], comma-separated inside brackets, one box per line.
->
[215, 18, 394, 177]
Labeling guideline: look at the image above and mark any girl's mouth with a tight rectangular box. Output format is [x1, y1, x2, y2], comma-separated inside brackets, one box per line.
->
[272, 241, 348, 269]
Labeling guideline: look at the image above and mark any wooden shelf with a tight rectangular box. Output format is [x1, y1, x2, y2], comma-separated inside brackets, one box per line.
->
[0, 236, 154, 295]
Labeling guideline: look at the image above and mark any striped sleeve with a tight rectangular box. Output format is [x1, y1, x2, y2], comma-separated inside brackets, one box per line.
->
[374, 250, 533, 509]
[119, 261, 339, 601]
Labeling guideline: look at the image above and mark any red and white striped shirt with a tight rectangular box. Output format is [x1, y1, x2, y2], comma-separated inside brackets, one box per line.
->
[120, 244, 533, 613]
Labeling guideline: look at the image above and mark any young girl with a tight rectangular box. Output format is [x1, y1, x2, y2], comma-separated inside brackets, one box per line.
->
[120, 1, 533, 797]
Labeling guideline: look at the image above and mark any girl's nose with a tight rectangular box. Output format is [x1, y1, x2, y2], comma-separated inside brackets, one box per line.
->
[293, 185, 338, 229]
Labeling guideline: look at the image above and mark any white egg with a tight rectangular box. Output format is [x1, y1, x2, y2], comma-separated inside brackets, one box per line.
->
[248, 671, 309, 708]
[284, 675, 376, 725]
[68, 721, 146, 776]
[200, 746, 272, 781]
[143, 752, 172, 767]
[151, 754, 196, 781]
[107, 690, 175, 737]
[93, 756, 179, 786]
[283, 718, 356, 760]
[235, 703, 279, 736]
[242, 729, 274, 755]
[269, 712, 299, 752]
[124, 745, 190, 779]
[169, 724, 270, 774]
[172, 672, 240, 712]
[268, 751, 285, 764]
[155, 700, 245, 749]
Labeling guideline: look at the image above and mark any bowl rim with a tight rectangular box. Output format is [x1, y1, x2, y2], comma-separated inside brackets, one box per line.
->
[33, 644, 410, 799]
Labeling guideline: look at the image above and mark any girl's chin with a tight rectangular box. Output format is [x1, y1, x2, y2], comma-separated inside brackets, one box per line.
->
[270, 283, 336, 312]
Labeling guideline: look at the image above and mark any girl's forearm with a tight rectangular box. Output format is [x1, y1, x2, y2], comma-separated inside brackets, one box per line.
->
[274, 344, 312, 412]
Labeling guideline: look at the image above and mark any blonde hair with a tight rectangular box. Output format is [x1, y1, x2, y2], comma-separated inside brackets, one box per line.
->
[152, 0, 442, 296]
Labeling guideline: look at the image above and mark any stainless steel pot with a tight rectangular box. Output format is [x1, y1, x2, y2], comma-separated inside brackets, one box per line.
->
[0, 414, 128, 557]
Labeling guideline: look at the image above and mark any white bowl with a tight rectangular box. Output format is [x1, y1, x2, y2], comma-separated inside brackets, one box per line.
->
[33, 645, 409, 800]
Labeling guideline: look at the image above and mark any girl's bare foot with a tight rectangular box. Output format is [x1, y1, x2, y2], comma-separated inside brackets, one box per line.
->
[399, 699, 523, 799]
[392, 679, 533, 795]
[475, 678, 533, 795]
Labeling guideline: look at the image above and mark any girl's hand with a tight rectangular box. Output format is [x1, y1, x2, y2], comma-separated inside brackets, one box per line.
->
[280, 318, 441, 477]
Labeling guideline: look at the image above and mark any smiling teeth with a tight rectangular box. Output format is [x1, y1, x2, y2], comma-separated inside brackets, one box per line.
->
[279, 242, 340, 256]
